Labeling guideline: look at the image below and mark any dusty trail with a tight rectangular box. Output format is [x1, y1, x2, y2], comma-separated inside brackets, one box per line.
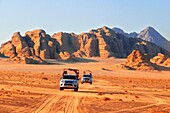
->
[33, 80, 170, 113]
[35, 94, 61, 113]
[64, 95, 78, 113]
[33, 89, 89, 113]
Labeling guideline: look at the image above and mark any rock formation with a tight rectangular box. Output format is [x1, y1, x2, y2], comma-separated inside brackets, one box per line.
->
[125, 50, 157, 70]
[25, 29, 60, 59]
[163, 58, 170, 67]
[0, 41, 16, 58]
[151, 53, 170, 67]
[114, 51, 170, 71]
[0, 26, 170, 64]
[0, 29, 60, 64]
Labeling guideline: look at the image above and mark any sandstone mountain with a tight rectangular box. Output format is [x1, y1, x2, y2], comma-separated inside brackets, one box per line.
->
[52, 26, 169, 58]
[0, 30, 58, 64]
[0, 26, 170, 64]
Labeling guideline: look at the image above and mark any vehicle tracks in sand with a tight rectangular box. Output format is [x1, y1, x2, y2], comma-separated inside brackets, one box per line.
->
[64, 95, 79, 113]
[34, 91, 80, 113]
[34, 93, 63, 113]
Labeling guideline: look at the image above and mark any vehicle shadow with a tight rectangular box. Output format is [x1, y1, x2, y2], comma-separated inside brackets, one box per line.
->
[156, 65, 170, 71]
[101, 68, 113, 71]
[78, 90, 126, 95]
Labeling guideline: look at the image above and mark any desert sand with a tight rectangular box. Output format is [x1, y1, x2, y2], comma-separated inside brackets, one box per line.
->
[0, 57, 170, 113]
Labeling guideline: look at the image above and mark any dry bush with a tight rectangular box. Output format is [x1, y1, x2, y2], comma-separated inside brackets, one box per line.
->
[124, 90, 128, 93]
[115, 98, 123, 102]
[98, 92, 104, 96]
[42, 77, 48, 80]
[135, 95, 140, 98]
[104, 97, 111, 101]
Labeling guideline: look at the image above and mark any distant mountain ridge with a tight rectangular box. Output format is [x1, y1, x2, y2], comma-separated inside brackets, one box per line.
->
[137, 26, 170, 51]
[112, 26, 170, 51]
[112, 27, 138, 38]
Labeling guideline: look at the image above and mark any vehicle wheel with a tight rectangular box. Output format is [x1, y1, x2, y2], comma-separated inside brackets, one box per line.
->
[60, 87, 64, 90]
[90, 82, 92, 84]
[74, 87, 78, 91]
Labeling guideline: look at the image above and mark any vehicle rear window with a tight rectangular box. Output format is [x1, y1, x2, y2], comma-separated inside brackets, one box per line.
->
[83, 74, 91, 77]
[63, 75, 76, 79]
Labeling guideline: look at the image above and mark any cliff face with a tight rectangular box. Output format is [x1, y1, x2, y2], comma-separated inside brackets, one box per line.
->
[0, 29, 60, 64]
[0, 26, 170, 64]
[52, 26, 170, 58]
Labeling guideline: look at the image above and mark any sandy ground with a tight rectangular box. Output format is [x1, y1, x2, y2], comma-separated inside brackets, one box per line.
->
[0, 57, 170, 113]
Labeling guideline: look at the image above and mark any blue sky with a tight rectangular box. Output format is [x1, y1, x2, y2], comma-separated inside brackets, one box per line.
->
[0, 0, 170, 44]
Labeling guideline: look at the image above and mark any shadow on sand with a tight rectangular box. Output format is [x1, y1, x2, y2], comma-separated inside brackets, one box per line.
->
[155, 65, 170, 71]
[124, 63, 170, 71]
[46, 57, 98, 65]
[0, 55, 9, 58]
[101, 68, 113, 71]
[78, 90, 126, 95]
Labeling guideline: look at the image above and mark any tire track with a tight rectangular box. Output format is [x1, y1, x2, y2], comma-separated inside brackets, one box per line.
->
[64, 95, 79, 113]
[48, 95, 66, 113]
[34, 93, 63, 113]
[34, 91, 80, 113]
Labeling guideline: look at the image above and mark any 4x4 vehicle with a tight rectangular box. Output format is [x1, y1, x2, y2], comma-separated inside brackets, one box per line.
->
[60, 68, 79, 91]
[81, 70, 92, 84]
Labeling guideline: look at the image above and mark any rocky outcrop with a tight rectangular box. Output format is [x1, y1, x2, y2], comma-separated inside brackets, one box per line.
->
[0, 29, 60, 64]
[59, 51, 71, 60]
[25, 29, 60, 59]
[52, 32, 99, 57]
[114, 51, 170, 71]
[151, 53, 170, 67]
[0, 41, 16, 58]
[11, 32, 31, 57]
[0, 26, 170, 64]
[79, 33, 99, 57]
[125, 50, 157, 70]
[163, 58, 170, 67]
[52, 32, 80, 54]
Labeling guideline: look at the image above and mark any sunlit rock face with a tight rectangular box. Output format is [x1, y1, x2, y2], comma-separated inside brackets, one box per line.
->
[0, 26, 170, 64]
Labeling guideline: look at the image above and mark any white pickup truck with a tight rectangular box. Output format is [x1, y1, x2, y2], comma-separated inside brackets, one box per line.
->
[60, 68, 79, 91]
[60, 74, 79, 91]
[81, 70, 92, 84]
